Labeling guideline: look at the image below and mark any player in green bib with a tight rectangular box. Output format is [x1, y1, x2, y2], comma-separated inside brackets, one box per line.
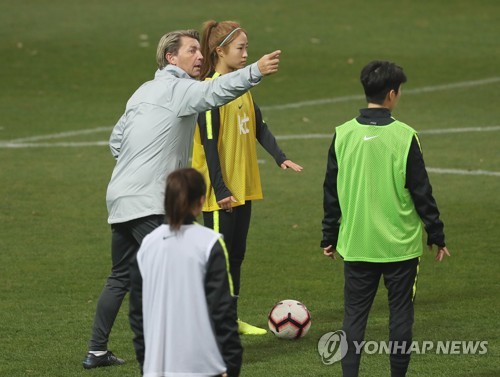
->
[321, 61, 450, 377]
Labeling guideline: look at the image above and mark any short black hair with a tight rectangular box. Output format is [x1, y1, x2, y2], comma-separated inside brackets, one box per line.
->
[360, 61, 407, 104]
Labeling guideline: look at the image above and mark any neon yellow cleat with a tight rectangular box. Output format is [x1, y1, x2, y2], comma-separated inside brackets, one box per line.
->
[238, 319, 267, 335]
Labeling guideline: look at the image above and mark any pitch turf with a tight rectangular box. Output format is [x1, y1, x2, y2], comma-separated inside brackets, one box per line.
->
[1, 0, 499, 376]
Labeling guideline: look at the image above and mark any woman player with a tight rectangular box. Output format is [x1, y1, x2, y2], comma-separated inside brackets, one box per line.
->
[137, 168, 241, 377]
[192, 20, 302, 335]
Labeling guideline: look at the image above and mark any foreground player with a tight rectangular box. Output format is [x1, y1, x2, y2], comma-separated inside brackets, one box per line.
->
[136, 168, 241, 377]
[192, 20, 302, 335]
[321, 61, 450, 377]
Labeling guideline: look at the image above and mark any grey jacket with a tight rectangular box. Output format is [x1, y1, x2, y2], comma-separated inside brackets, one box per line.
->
[106, 63, 262, 224]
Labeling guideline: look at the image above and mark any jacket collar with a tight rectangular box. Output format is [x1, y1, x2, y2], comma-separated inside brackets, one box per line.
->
[154, 64, 192, 80]
[356, 108, 395, 126]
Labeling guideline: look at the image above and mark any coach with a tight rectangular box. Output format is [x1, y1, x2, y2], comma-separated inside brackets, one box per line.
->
[83, 28, 281, 371]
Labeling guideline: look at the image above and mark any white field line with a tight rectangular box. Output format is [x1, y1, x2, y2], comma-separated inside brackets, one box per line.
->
[1, 75, 499, 146]
[274, 125, 500, 141]
[0, 141, 110, 148]
[1, 126, 498, 178]
[6, 126, 112, 144]
[2, 125, 499, 148]
[426, 167, 500, 177]
[1, 77, 499, 177]
[258, 160, 500, 177]
[261, 76, 500, 111]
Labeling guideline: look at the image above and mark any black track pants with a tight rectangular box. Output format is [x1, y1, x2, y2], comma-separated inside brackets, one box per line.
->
[87, 215, 163, 351]
[341, 257, 419, 377]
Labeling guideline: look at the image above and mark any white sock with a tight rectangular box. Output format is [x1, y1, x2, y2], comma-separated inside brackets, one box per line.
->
[89, 350, 107, 357]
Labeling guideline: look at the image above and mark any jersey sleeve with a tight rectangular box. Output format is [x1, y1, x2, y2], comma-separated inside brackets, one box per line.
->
[254, 103, 287, 166]
[321, 133, 342, 248]
[197, 109, 232, 202]
[205, 237, 242, 377]
[406, 135, 446, 247]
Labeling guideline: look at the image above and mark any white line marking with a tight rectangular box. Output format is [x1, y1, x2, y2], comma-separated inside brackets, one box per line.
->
[427, 167, 500, 177]
[1, 129, 499, 177]
[274, 125, 500, 140]
[7, 126, 112, 143]
[261, 76, 500, 111]
[1, 75, 499, 181]
[1, 125, 499, 149]
[419, 125, 500, 135]
[2, 76, 499, 146]
[0, 141, 110, 148]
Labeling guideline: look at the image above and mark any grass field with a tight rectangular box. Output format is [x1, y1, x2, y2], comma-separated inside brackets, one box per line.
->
[1, 0, 499, 376]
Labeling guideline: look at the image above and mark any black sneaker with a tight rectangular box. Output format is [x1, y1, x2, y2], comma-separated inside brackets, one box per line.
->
[82, 351, 125, 369]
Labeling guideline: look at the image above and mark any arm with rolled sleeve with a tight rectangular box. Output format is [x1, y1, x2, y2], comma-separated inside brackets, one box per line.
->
[205, 238, 242, 377]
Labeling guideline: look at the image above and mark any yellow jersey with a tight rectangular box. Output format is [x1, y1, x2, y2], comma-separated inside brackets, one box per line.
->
[192, 73, 265, 212]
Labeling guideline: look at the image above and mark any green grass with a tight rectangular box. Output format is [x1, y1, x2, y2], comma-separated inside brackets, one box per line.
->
[1, 0, 499, 376]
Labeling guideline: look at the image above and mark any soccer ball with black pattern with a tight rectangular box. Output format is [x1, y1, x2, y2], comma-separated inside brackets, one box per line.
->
[268, 299, 311, 339]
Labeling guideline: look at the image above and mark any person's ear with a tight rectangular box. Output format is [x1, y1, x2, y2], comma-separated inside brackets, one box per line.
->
[215, 46, 224, 59]
[388, 89, 396, 101]
[166, 52, 176, 65]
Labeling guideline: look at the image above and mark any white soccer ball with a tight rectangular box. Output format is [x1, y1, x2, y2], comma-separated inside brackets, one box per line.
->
[268, 299, 311, 339]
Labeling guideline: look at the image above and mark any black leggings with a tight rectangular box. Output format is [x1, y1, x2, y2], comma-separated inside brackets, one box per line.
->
[202, 202, 252, 297]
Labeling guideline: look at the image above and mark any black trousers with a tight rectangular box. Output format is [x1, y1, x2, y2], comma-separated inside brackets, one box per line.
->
[341, 257, 419, 377]
[87, 215, 163, 351]
[202, 202, 252, 298]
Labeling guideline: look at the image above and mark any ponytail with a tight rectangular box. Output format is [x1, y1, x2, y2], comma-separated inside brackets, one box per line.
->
[200, 20, 218, 80]
[165, 168, 206, 230]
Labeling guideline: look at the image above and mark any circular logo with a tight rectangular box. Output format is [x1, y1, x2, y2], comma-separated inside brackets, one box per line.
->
[317, 330, 348, 365]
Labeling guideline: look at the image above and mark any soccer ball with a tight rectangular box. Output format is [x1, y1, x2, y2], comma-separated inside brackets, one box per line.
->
[268, 299, 311, 339]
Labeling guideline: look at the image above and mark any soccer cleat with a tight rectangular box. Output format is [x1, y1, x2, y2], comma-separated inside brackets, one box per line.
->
[82, 351, 125, 369]
[238, 319, 267, 335]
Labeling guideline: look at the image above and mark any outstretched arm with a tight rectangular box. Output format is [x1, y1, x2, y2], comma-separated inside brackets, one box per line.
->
[177, 51, 282, 117]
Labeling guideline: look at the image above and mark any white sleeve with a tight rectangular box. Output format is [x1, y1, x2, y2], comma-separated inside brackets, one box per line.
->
[175, 62, 263, 117]
[109, 113, 126, 159]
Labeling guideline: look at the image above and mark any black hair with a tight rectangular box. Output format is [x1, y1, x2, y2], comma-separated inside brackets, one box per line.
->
[360, 61, 407, 104]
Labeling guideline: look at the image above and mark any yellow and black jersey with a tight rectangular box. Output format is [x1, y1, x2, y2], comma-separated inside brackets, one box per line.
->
[192, 72, 287, 212]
